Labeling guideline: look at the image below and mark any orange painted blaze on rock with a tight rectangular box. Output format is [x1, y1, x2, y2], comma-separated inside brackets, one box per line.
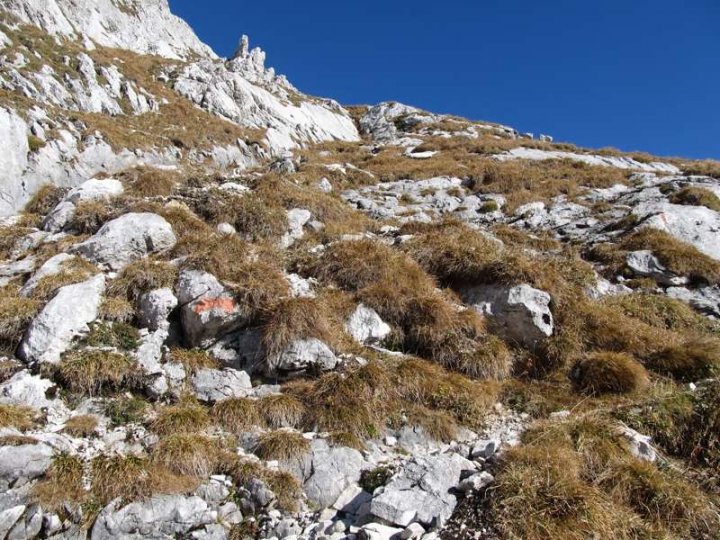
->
[193, 296, 237, 314]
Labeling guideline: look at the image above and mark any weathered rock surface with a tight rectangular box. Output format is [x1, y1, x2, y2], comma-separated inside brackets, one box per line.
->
[462, 284, 553, 348]
[138, 288, 178, 331]
[369, 454, 475, 528]
[345, 304, 391, 345]
[0, 444, 53, 489]
[176, 270, 246, 348]
[91, 494, 215, 539]
[190, 368, 252, 403]
[266, 338, 338, 375]
[19, 274, 105, 364]
[74, 213, 176, 270]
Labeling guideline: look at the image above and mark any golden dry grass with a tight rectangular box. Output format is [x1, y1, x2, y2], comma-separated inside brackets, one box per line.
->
[646, 339, 720, 382]
[108, 258, 178, 302]
[63, 415, 99, 438]
[57, 350, 137, 397]
[570, 352, 649, 396]
[151, 399, 210, 435]
[33, 453, 86, 511]
[23, 184, 64, 217]
[669, 185, 720, 211]
[29, 257, 97, 302]
[212, 397, 262, 433]
[152, 433, 220, 477]
[120, 166, 179, 198]
[253, 430, 310, 461]
[0, 403, 36, 431]
[256, 394, 306, 429]
[0, 289, 40, 354]
[168, 348, 219, 375]
[261, 297, 336, 359]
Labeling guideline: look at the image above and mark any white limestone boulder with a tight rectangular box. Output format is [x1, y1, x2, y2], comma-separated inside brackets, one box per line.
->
[462, 284, 553, 348]
[18, 274, 105, 364]
[345, 304, 391, 345]
[266, 338, 338, 375]
[74, 213, 176, 270]
[190, 368, 252, 403]
[138, 288, 178, 330]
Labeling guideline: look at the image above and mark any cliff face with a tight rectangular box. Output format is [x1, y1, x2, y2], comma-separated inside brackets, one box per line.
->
[0, 0, 358, 215]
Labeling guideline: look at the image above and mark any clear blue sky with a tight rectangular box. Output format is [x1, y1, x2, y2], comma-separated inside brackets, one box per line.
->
[170, 0, 719, 160]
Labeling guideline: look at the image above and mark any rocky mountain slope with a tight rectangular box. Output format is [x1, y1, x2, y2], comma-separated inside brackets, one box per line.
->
[1, 1, 719, 540]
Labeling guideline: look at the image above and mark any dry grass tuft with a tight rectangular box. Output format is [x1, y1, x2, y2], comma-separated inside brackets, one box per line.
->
[261, 297, 335, 359]
[256, 394, 306, 429]
[570, 352, 649, 395]
[99, 296, 135, 322]
[29, 257, 97, 302]
[23, 184, 65, 217]
[63, 415, 99, 438]
[253, 430, 310, 461]
[646, 339, 720, 382]
[83, 321, 140, 350]
[33, 453, 85, 511]
[0, 403, 36, 431]
[0, 289, 40, 354]
[488, 415, 720, 539]
[621, 228, 720, 284]
[169, 348, 218, 375]
[104, 395, 148, 426]
[669, 185, 720, 211]
[152, 433, 219, 477]
[68, 200, 118, 234]
[212, 397, 262, 433]
[121, 166, 179, 198]
[151, 399, 210, 435]
[57, 350, 137, 397]
[108, 258, 178, 302]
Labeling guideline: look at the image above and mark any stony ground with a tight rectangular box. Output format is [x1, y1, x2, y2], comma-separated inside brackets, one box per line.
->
[0, 2, 720, 540]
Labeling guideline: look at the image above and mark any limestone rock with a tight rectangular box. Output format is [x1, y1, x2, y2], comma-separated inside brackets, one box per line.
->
[190, 368, 252, 403]
[138, 288, 178, 330]
[369, 454, 475, 528]
[176, 270, 246, 348]
[462, 284, 553, 348]
[266, 338, 338, 375]
[91, 495, 214, 539]
[0, 444, 53, 489]
[20, 253, 75, 296]
[345, 304, 391, 345]
[74, 213, 176, 270]
[65, 178, 123, 204]
[19, 274, 105, 364]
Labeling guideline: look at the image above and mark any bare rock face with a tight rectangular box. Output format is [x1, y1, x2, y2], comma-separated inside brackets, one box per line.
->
[4, 0, 215, 60]
[462, 284, 554, 349]
[0, 108, 31, 217]
[369, 454, 475, 528]
[138, 288, 178, 331]
[345, 304, 391, 345]
[190, 368, 252, 403]
[18, 274, 105, 364]
[265, 338, 338, 375]
[74, 213, 176, 270]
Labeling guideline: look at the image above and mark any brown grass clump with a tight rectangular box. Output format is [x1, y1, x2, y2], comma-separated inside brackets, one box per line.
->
[33, 453, 86, 511]
[169, 348, 219, 375]
[570, 352, 649, 396]
[487, 416, 720, 539]
[151, 399, 210, 435]
[261, 297, 335, 359]
[68, 200, 117, 234]
[678, 159, 720, 178]
[90, 453, 196, 506]
[57, 350, 136, 397]
[98, 296, 135, 322]
[121, 166, 179, 198]
[23, 184, 64, 217]
[621, 228, 720, 284]
[63, 415, 99, 438]
[212, 397, 262, 433]
[193, 190, 287, 242]
[0, 403, 36, 431]
[152, 433, 219, 477]
[669, 185, 720, 211]
[108, 258, 178, 302]
[0, 290, 40, 354]
[0, 359, 21, 383]
[257, 394, 306, 429]
[646, 339, 720, 382]
[253, 430, 310, 461]
[603, 293, 719, 334]
[29, 257, 98, 302]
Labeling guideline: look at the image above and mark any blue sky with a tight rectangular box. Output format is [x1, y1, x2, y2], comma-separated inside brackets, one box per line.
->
[170, 0, 720, 160]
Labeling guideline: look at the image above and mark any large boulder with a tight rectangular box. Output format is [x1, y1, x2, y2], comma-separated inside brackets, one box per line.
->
[462, 284, 553, 348]
[0, 444, 53, 489]
[345, 304, 391, 345]
[284, 438, 365, 509]
[266, 338, 338, 375]
[190, 368, 252, 403]
[91, 495, 214, 539]
[74, 213, 176, 270]
[0, 370, 69, 425]
[176, 270, 246, 348]
[19, 274, 105, 364]
[369, 454, 475, 528]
